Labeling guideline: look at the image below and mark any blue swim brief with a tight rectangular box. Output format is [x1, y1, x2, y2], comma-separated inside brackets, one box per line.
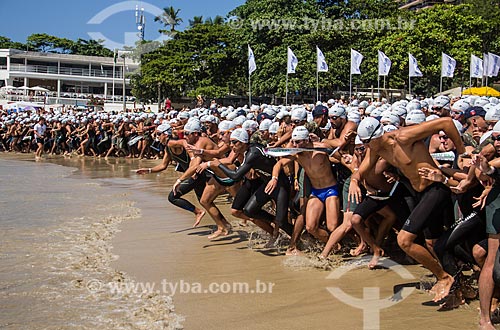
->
[310, 184, 339, 203]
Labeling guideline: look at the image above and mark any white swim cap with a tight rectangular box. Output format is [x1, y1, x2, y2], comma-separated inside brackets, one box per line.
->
[156, 123, 172, 136]
[347, 111, 361, 124]
[242, 120, 259, 133]
[493, 121, 500, 133]
[259, 119, 273, 131]
[405, 110, 426, 125]
[485, 105, 500, 122]
[291, 108, 307, 121]
[291, 126, 310, 141]
[383, 124, 398, 133]
[178, 111, 190, 120]
[451, 99, 470, 113]
[218, 120, 236, 132]
[329, 105, 347, 118]
[357, 117, 383, 142]
[426, 114, 440, 122]
[381, 113, 400, 127]
[230, 128, 249, 143]
[269, 122, 280, 134]
[184, 120, 201, 133]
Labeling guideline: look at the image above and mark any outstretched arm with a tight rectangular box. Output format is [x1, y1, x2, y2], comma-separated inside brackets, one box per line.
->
[136, 150, 171, 174]
[399, 117, 465, 154]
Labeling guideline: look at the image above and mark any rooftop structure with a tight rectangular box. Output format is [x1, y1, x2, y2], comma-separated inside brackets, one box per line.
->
[0, 48, 139, 106]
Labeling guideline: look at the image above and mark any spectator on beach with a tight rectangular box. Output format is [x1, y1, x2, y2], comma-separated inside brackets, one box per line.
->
[33, 116, 47, 160]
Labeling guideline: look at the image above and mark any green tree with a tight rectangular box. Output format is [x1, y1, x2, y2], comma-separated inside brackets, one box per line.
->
[189, 16, 204, 27]
[134, 22, 242, 101]
[26, 33, 73, 53]
[205, 16, 225, 25]
[375, 4, 493, 96]
[0, 36, 26, 50]
[132, 0, 500, 101]
[155, 6, 183, 35]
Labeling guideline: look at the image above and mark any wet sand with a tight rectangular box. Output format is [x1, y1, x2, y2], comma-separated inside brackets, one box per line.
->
[1, 153, 481, 329]
[108, 161, 480, 330]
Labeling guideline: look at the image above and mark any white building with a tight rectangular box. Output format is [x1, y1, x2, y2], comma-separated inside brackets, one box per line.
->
[0, 48, 139, 107]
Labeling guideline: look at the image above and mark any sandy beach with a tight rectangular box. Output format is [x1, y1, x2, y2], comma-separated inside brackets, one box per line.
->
[0, 154, 482, 329]
[106, 159, 481, 330]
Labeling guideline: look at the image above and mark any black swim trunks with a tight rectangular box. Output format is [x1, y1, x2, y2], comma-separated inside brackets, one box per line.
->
[402, 182, 453, 239]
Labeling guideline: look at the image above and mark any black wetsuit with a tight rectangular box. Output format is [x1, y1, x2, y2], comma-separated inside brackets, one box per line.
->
[166, 144, 190, 172]
[432, 151, 486, 277]
[217, 143, 293, 236]
[166, 144, 205, 213]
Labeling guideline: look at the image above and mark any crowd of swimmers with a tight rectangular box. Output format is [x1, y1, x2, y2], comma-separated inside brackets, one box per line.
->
[3, 95, 500, 328]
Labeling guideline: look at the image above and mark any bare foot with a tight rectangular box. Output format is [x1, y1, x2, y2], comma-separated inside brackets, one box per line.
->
[350, 242, 369, 257]
[285, 248, 305, 256]
[239, 220, 248, 227]
[478, 321, 495, 330]
[192, 209, 206, 228]
[368, 248, 384, 269]
[208, 227, 231, 240]
[431, 275, 454, 302]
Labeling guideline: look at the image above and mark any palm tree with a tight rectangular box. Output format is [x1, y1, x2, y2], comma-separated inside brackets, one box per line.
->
[189, 16, 204, 27]
[154, 6, 183, 35]
[205, 15, 224, 25]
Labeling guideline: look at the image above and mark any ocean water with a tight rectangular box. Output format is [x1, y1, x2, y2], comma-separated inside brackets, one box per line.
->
[0, 158, 182, 329]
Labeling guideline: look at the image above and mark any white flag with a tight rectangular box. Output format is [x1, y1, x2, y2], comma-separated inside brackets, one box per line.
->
[488, 52, 500, 77]
[484, 53, 489, 77]
[287, 47, 298, 74]
[248, 45, 256, 75]
[317, 46, 328, 72]
[470, 54, 483, 78]
[378, 50, 391, 76]
[350, 49, 363, 75]
[441, 53, 456, 78]
[409, 53, 423, 77]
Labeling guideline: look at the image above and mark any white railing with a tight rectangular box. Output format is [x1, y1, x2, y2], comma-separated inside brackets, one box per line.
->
[9, 64, 124, 78]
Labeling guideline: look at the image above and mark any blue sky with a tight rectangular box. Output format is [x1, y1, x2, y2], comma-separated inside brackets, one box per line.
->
[0, 0, 245, 49]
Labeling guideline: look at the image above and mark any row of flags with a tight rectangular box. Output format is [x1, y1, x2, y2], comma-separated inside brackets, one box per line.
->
[248, 45, 500, 80]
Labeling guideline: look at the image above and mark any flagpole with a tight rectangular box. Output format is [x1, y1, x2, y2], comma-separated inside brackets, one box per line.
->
[316, 69, 319, 103]
[249, 71, 251, 107]
[440, 76, 443, 93]
[377, 75, 380, 101]
[349, 74, 352, 100]
[285, 73, 288, 106]
[409, 76, 411, 99]
[112, 49, 116, 104]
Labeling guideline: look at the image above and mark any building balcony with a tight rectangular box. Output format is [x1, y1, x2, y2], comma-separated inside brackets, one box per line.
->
[7, 64, 125, 79]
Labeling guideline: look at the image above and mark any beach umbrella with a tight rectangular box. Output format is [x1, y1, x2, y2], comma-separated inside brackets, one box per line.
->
[31, 86, 49, 92]
[0, 85, 17, 90]
[462, 86, 500, 97]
